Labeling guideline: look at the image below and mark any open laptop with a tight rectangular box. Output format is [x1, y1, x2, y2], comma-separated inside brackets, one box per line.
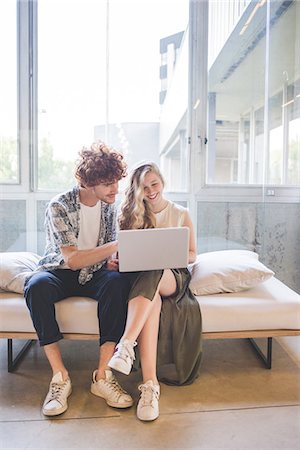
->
[117, 227, 189, 272]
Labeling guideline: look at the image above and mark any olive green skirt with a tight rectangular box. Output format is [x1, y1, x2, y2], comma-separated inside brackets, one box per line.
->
[128, 267, 196, 301]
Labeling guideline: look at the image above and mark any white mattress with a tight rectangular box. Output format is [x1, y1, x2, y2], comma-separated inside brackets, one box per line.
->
[198, 277, 300, 332]
[0, 277, 299, 334]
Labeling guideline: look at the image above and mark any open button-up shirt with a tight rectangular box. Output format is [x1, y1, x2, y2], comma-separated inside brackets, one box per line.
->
[37, 185, 117, 284]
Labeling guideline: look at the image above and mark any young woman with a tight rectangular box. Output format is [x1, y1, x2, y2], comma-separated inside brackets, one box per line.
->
[108, 162, 202, 421]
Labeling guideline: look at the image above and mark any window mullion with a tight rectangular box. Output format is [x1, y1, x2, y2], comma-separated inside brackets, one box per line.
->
[187, 0, 208, 226]
[28, 0, 38, 192]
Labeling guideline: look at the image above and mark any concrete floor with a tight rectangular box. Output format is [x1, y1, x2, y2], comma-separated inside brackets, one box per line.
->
[1, 338, 300, 450]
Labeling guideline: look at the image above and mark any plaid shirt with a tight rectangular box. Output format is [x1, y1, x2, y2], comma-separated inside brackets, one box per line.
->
[37, 185, 117, 284]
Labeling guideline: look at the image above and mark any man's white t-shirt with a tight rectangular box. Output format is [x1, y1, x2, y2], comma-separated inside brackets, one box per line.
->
[77, 201, 101, 250]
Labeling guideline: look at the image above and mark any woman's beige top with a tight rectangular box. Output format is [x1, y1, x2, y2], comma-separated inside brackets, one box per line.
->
[155, 200, 186, 228]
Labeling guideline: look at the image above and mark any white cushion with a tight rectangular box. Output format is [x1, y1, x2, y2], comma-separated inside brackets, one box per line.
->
[0, 252, 40, 294]
[189, 250, 274, 296]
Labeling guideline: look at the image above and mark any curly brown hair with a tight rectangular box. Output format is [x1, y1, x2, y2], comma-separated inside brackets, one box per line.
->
[75, 141, 127, 187]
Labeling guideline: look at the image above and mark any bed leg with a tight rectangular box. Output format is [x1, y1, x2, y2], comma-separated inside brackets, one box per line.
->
[7, 339, 35, 373]
[248, 337, 272, 369]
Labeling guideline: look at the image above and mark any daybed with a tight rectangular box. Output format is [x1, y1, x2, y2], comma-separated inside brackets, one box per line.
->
[1, 250, 300, 372]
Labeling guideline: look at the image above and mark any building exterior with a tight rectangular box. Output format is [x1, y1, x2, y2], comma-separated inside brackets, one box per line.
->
[159, 31, 184, 105]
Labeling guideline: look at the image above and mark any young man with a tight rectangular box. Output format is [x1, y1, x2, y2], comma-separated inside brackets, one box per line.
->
[24, 141, 133, 416]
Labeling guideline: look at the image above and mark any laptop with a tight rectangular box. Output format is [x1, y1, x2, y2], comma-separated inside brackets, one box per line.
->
[117, 227, 189, 272]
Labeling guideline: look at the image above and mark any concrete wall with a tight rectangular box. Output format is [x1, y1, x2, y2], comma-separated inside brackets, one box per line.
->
[197, 201, 300, 293]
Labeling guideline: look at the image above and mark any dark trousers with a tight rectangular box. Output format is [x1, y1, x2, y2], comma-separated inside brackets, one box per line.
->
[24, 267, 133, 347]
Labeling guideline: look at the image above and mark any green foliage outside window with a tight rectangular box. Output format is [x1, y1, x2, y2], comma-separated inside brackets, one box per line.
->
[38, 138, 75, 190]
[0, 137, 18, 183]
[0, 137, 76, 190]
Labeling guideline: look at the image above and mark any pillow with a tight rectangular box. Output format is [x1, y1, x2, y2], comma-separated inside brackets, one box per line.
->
[189, 250, 274, 296]
[0, 252, 41, 294]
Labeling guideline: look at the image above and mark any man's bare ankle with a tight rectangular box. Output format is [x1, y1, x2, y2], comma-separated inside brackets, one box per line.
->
[95, 369, 107, 381]
[52, 370, 69, 381]
[143, 378, 159, 385]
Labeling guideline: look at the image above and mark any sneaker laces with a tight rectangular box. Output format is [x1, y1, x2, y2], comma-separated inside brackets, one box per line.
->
[115, 341, 137, 365]
[104, 375, 128, 398]
[47, 380, 68, 404]
[138, 383, 159, 408]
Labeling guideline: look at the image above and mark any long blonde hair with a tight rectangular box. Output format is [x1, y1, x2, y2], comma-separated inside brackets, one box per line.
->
[119, 162, 165, 230]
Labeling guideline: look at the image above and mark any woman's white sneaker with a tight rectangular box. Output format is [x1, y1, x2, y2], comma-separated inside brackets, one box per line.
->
[42, 371, 72, 416]
[90, 369, 133, 408]
[137, 380, 160, 421]
[108, 340, 137, 375]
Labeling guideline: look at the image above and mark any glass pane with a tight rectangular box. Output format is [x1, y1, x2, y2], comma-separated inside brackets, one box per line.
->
[0, 0, 18, 184]
[37, 0, 107, 190]
[207, 0, 266, 184]
[0, 200, 26, 251]
[197, 201, 262, 252]
[201, 0, 300, 296]
[264, 0, 300, 294]
[159, 28, 189, 191]
[38, 0, 188, 192]
[268, 0, 300, 185]
[96, 0, 189, 192]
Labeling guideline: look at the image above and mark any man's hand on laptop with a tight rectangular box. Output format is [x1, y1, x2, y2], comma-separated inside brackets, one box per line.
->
[107, 257, 119, 271]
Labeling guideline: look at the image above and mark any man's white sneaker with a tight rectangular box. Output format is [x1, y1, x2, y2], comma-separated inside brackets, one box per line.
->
[137, 380, 160, 421]
[42, 372, 72, 417]
[108, 340, 137, 375]
[90, 369, 133, 408]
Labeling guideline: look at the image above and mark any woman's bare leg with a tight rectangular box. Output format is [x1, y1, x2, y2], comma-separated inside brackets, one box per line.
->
[138, 292, 162, 383]
[118, 269, 176, 383]
[121, 269, 176, 343]
[158, 269, 177, 297]
[138, 269, 176, 382]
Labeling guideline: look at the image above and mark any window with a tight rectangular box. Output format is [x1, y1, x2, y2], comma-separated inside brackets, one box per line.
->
[268, 0, 300, 186]
[1, 0, 299, 295]
[0, 0, 18, 184]
[207, 0, 300, 186]
[37, 0, 107, 190]
[207, 0, 266, 185]
[1, 0, 188, 254]
[37, 0, 188, 191]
